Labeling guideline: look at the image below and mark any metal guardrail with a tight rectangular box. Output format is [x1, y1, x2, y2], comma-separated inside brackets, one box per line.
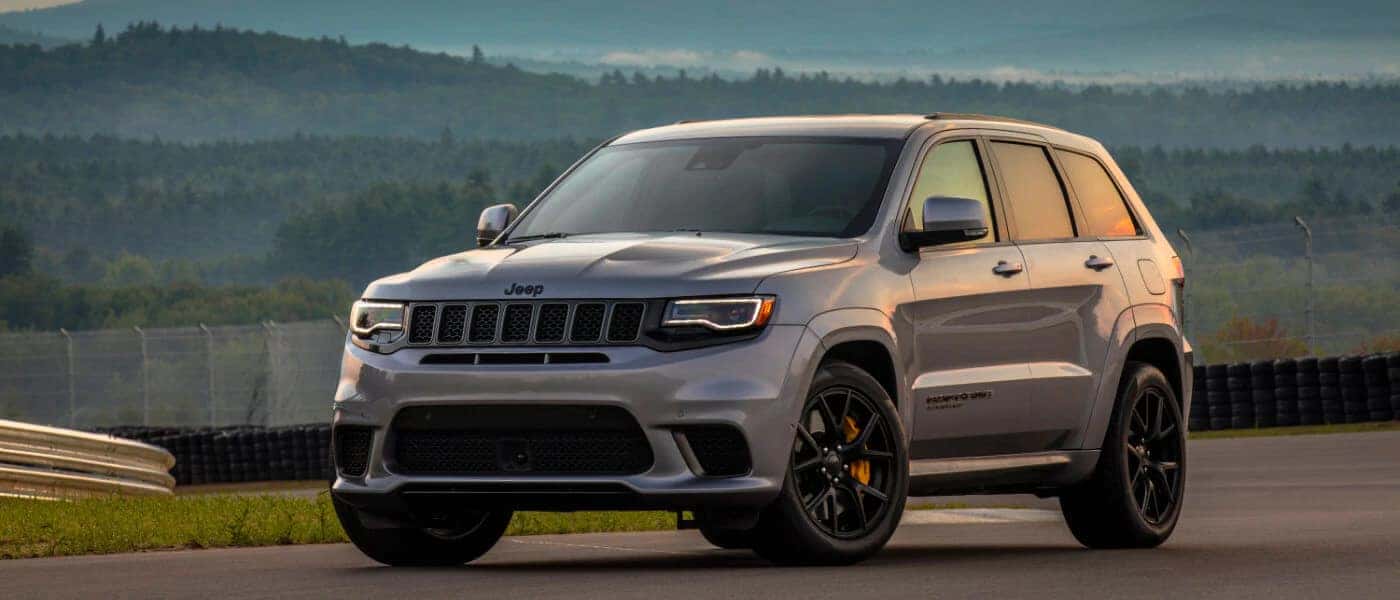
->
[0, 419, 175, 499]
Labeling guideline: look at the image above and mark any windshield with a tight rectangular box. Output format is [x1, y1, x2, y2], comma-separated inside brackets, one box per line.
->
[506, 137, 901, 240]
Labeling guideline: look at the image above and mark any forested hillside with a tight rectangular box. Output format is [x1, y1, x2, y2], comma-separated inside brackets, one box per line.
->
[2, 24, 1397, 147]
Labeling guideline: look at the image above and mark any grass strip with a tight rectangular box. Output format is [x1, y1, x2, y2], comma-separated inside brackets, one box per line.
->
[1189, 420, 1400, 440]
[0, 493, 687, 560]
[0, 493, 989, 560]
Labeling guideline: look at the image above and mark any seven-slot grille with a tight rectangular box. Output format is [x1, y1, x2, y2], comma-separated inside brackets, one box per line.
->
[405, 301, 646, 347]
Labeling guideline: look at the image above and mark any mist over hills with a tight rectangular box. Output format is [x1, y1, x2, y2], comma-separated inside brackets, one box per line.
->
[2, 24, 1397, 147]
[2, 0, 1397, 79]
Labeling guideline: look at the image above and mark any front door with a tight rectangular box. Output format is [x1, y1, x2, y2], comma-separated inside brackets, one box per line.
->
[905, 138, 1043, 459]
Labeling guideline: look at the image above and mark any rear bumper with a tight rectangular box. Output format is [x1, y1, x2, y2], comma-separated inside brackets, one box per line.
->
[330, 325, 818, 517]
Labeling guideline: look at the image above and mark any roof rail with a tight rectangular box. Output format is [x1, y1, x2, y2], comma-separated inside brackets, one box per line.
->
[673, 118, 710, 125]
[924, 112, 1061, 130]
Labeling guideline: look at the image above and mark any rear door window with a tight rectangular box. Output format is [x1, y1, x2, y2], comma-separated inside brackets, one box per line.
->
[988, 141, 1074, 241]
[1056, 149, 1140, 237]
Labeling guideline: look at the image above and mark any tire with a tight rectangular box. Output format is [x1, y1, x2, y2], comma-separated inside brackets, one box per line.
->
[1060, 362, 1184, 549]
[333, 495, 512, 567]
[750, 360, 909, 566]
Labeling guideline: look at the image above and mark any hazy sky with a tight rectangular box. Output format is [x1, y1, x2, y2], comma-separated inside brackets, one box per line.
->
[0, 0, 77, 13]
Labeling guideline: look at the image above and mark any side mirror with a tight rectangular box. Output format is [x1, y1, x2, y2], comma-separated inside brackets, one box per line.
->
[476, 203, 518, 247]
[899, 196, 990, 251]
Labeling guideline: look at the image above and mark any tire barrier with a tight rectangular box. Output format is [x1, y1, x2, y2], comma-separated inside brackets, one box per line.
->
[0, 419, 176, 499]
[1251, 360, 1277, 428]
[1184, 352, 1400, 433]
[1319, 357, 1344, 424]
[1363, 354, 1393, 422]
[1390, 353, 1400, 416]
[93, 425, 332, 487]
[1295, 357, 1324, 426]
[1189, 365, 1210, 431]
[1273, 358, 1299, 427]
[1338, 357, 1368, 423]
[1228, 362, 1255, 429]
[1206, 363, 1231, 431]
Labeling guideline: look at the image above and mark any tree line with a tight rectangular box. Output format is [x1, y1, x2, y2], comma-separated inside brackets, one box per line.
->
[1, 23, 1397, 147]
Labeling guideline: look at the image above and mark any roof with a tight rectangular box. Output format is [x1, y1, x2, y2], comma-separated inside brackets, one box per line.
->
[611, 113, 1071, 145]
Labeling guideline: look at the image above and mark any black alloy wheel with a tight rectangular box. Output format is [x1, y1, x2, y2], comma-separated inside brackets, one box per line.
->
[791, 384, 898, 539]
[1125, 386, 1183, 526]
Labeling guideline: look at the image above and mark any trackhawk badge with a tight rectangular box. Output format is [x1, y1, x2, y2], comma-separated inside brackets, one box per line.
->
[925, 390, 993, 410]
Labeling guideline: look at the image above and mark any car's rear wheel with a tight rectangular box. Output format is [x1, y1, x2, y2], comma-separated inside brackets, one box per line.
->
[1060, 361, 1185, 549]
[332, 495, 512, 566]
[751, 360, 908, 565]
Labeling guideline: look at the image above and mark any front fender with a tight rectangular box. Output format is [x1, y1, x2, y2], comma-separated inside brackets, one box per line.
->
[800, 308, 912, 440]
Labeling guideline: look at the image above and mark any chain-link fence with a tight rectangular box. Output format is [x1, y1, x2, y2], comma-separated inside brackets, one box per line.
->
[1, 217, 1396, 427]
[1179, 215, 1400, 364]
[0, 320, 345, 429]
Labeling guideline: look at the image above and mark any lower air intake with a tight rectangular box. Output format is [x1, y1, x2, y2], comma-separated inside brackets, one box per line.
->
[334, 426, 373, 477]
[679, 425, 751, 477]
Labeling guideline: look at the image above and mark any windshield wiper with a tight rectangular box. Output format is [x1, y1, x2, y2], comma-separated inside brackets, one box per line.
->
[503, 232, 570, 244]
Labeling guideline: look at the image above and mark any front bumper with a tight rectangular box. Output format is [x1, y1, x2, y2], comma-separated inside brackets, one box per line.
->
[330, 324, 816, 516]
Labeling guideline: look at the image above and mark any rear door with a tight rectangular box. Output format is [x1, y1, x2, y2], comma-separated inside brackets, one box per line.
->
[985, 138, 1133, 450]
[905, 135, 1041, 458]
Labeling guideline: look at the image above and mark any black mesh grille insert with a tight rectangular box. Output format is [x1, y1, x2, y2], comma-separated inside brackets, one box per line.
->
[571, 303, 605, 342]
[681, 426, 751, 477]
[390, 405, 652, 475]
[437, 304, 468, 344]
[334, 426, 373, 477]
[501, 304, 534, 343]
[535, 304, 569, 343]
[408, 306, 437, 344]
[606, 303, 645, 342]
[469, 304, 500, 343]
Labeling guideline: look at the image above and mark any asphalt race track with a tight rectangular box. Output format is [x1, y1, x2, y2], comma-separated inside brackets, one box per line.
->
[5, 431, 1400, 599]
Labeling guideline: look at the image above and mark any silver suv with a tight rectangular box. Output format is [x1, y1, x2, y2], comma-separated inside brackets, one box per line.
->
[330, 114, 1192, 566]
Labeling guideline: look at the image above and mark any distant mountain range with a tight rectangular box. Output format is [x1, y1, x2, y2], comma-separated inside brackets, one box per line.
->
[2, 0, 1397, 79]
[0, 23, 69, 46]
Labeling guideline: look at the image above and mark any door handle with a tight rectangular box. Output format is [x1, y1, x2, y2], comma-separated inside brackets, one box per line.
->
[1085, 255, 1115, 271]
[993, 260, 1024, 277]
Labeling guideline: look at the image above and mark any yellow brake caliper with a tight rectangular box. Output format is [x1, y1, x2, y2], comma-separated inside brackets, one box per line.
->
[842, 416, 871, 485]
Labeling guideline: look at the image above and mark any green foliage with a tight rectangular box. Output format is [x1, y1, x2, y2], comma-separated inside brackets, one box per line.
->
[1, 24, 1396, 147]
[0, 223, 34, 277]
[0, 274, 353, 331]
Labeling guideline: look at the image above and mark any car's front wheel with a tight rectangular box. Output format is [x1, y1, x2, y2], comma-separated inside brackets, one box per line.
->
[333, 495, 513, 566]
[1060, 361, 1186, 548]
[751, 360, 909, 565]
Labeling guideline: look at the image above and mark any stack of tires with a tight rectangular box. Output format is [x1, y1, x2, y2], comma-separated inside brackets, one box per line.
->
[1206, 363, 1231, 430]
[1228, 362, 1254, 429]
[1363, 354, 1393, 422]
[1272, 358, 1299, 427]
[1250, 361, 1276, 428]
[1339, 357, 1368, 423]
[96, 424, 334, 486]
[1295, 357, 1324, 425]
[1319, 357, 1344, 424]
[1189, 365, 1210, 431]
[1391, 353, 1400, 419]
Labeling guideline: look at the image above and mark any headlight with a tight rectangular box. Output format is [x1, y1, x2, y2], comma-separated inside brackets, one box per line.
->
[349, 301, 405, 343]
[663, 297, 775, 331]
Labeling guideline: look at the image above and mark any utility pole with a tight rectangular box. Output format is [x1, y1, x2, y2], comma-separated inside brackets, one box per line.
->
[60, 328, 75, 428]
[1293, 217, 1314, 354]
[134, 326, 149, 425]
[201, 324, 215, 427]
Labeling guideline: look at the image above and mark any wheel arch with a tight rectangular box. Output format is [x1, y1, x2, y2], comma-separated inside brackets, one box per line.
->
[802, 308, 911, 434]
[1079, 306, 1189, 451]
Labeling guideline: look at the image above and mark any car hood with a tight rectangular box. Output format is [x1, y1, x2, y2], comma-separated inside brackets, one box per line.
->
[362, 232, 858, 300]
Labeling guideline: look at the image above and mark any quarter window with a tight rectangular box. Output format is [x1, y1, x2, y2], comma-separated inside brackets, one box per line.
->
[904, 140, 993, 242]
[1056, 150, 1140, 237]
[989, 141, 1074, 241]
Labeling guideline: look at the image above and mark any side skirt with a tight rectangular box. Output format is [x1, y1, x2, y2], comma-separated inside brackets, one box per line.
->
[907, 450, 1100, 497]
